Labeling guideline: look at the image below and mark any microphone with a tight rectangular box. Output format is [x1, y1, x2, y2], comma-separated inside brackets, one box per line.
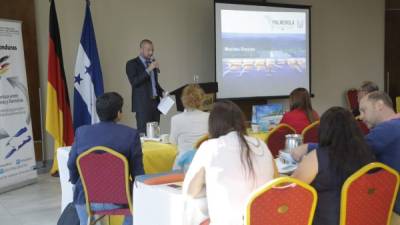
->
[150, 56, 160, 73]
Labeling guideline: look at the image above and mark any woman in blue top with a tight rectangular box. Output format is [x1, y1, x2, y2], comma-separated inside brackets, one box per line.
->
[292, 107, 375, 225]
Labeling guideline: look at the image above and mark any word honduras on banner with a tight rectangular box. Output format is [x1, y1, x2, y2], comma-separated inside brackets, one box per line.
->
[73, 2, 104, 130]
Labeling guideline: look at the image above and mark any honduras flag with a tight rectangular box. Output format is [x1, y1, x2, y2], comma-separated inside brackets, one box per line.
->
[73, 2, 104, 130]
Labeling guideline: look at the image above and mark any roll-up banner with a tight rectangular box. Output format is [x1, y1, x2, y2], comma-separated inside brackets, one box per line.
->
[0, 19, 37, 193]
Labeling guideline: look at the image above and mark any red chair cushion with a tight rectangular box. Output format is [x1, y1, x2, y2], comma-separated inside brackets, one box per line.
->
[357, 120, 370, 135]
[302, 124, 319, 143]
[344, 169, 398, 225]
[250, 184, 314, 225]
[347, 89, 359, 111]
[94, 208, 131, 216]
[79, 152, 129, 205]
[267, 126, 295, 157]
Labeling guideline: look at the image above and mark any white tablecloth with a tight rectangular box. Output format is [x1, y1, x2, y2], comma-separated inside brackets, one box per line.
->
[57, 146, 73, 212]
[133, 181, 184, 225]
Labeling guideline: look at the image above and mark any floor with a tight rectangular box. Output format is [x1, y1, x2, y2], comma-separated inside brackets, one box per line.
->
[0, 174, 61, 225]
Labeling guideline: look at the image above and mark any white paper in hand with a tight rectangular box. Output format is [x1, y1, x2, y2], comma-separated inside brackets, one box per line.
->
[157, 96, 175, 115]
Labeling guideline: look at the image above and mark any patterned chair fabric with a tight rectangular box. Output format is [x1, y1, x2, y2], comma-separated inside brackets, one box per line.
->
[357, 119, 370, 135]
[77, 146, 132, 217]
[266, 124, 296, 158]
[301, 121, 320, 144]
[194, 134, 209, 150]
[245, 177, 317, 225]
[346, 88, 359, 111]
[340, 162, 400, 225]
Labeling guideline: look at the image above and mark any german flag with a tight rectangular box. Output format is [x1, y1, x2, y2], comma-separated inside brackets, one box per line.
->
[46, 0, 74, 175]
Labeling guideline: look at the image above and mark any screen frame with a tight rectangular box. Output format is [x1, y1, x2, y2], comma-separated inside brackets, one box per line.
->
[214, 0, 312, 101]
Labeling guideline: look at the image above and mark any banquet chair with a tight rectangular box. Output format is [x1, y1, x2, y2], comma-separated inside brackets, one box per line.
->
[77, 146, 132, 225]
[340, 162, 400, 225]
[171, 134, 210, 171]
[194, 134, 209, 150]
[244, 177, 317, 225]
[346, 88, 359, 112]
[355, 117, 370, 135]
[301, 121, 320, 143]
[266, 124, 296, 157]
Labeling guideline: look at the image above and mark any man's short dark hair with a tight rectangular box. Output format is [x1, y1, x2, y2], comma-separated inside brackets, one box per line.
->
[366, 91, 394, 109]
[96, 92, 123, 122]
[359, 81, 379, 93]
[140, 39, 153, 48]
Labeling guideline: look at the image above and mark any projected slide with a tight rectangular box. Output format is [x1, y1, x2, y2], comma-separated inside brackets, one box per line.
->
[215, 3, 310, 99]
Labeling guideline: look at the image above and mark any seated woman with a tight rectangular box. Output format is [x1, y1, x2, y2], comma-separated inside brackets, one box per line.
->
[280, 87, 319, 133]
[169, 84, 209, 170]
[182, 101, 277, 225]
[292, 107, 375, 225]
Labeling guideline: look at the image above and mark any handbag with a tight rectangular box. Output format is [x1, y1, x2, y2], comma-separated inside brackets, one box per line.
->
[57, 202, 80, 225]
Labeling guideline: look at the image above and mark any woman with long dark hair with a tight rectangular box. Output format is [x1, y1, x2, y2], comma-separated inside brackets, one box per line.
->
[280, 87, 319, 133]
[292, 107, 375, 225]
[182, 101, 277, 225]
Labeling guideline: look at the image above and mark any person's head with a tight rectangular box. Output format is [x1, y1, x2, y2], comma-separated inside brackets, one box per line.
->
[289, 87, 316, 123]
[181, 84, 205, 110]
[357, 81, 379, 101]
[209, 101, 247, 138]
[359, 91, 395, 128]
[139, 39, 153, 59]
[319, 107, 375, 177]
[96, 92, 123, 122]
[208, 101, 254, 177]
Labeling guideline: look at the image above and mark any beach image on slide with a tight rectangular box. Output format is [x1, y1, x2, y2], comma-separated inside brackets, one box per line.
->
[222, 34, 306, 77]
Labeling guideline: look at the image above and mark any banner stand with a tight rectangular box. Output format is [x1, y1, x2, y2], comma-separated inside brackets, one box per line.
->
[0, 19, 38, 193]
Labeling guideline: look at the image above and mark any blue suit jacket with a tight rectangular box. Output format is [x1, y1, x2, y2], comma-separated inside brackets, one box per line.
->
[126, 56, 164, 113]
[67, 121, 144, 204]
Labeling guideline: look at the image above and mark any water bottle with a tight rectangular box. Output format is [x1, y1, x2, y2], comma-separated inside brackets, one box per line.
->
[193, 74, 199, 83]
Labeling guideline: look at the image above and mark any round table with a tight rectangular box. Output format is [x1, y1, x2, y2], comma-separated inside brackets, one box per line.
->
[142, 141, 178, 174]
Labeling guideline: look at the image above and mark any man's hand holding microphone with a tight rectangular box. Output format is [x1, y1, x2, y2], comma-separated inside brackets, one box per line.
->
[146, 57, 169, 97]
[146, 57, 160, 74]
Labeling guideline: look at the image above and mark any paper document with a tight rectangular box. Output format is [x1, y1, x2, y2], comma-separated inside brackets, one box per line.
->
[157, 96, 175, 115]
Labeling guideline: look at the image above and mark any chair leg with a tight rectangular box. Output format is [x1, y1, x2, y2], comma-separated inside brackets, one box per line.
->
[90, 215, 105, 225]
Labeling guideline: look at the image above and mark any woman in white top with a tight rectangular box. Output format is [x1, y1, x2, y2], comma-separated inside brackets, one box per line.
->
[169, 84, 209, 170]
[182, 101, 277, 225]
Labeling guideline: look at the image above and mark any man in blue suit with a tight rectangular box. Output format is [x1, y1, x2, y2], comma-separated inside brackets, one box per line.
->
[126, 39, 165, 134]
[68, 92, 144, 225]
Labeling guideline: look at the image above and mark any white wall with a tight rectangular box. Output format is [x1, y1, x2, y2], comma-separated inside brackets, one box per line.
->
[269, 0, 384, 114]
[34, 0, 384, 160]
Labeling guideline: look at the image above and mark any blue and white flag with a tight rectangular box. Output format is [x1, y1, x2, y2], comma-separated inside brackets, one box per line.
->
[73, 2, 104, 130]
